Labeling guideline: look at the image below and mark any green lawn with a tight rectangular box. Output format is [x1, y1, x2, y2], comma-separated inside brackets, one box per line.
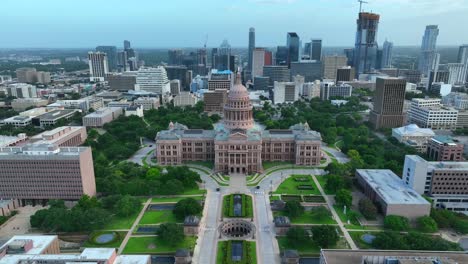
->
[277, 237, 320, 256]
[314, 175, 336, 195]
[184, 161, 214, 169]
[182, 188, 207, 195]
[273, 175, 321, 195]
[139, 210, 178, 225]
[102, 212, 140, 230]
[333, 205, 362, 227]
[123, 236, 197, 254]
[217, 240, 257, 264]
[349, 231, 379, 249]
[274, 209, 337, 225]
[83, 231, 126, 248]
[151, 196, 204, 203]
[262, 161, 294, 170]
[223, 194, 254, 218]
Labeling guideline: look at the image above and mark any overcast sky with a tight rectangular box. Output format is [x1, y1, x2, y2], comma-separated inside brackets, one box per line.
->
[1, 0, 467, 48]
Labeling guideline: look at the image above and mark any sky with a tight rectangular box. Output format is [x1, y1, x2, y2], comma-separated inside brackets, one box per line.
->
[1, 0, 467, 48]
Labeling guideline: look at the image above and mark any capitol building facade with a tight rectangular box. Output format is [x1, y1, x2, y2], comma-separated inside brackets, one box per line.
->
[155, 74, 323, 174]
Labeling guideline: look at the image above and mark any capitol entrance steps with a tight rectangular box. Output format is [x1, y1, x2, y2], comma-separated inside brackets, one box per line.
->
[229, 173, 248, 192]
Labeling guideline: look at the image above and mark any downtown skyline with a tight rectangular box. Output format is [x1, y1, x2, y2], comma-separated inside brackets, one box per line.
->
[1, 0, 468, 48]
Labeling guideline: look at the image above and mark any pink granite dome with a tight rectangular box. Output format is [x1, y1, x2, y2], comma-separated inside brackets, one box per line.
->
[223, 72, 254, 130]
[228, 73, 250, 100]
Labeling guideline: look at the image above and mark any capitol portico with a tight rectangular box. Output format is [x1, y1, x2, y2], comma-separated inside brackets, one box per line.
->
[155, 73, 323, 174]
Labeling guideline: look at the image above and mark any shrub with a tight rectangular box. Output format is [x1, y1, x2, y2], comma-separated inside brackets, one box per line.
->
[384, 215, 410, 231]
[417, 216, 438, 233]
[284, 201, 305, 218]
[358, 198, 377, 220]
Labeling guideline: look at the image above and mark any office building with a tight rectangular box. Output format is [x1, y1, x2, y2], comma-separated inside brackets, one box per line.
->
[248, 27, 255, 71]
[15, 67, 37, 83]
[253, 76, 269, 91]
[418, 25, 439, 75]
[0, 236, 150, 264]
[0, 116, 32, 127]
[251, 48, 266, 77]
[208, 70, 233, 90]
[302, 80, 321, 99]
[96, 46, 117, 71]
[356, 169, 431, 219]
[447, 63, 467, 84]
[164, 65, 190, 90]
[0, 144, 96, 202]
[11, 98, 48, 111]
[320, 82, 352, 100]
[174, 92, 198, 107]
[5, 83, 37, 98]
[427, 135, 464, 161]
[107, 72, 137, 91]
[124, 105, 144, 117]
[273, 77, 303, 104]
[203, 89, 228, 113]
[320, 249, 468, 264]
[264, 50, 273, 66]
[336, 67, 355, 82]
[117, 50, 128, 72]
[404, 155, 468, 213]
[290, 61, 322, 82]
[263, 66, 290, 86]
[88, 52, 109, 82]
[369, 77, 406, 129]
[399, 69, 422, 83]
[323, 55, 347, 80]
[0, 134, 28, 148]
[310, 39, 322, 61]
[275, 46, 288, 66]
[82, 107, 123, 127]
[429, 69, 449, 84]
[458, 44, 468, 83]
[136, 67, 170, 94]
[287, 32, 300, 67]
[170, 79, 181, 95]
[156, 74, 322, 174]
[408, 98, 458, 130]
[168, 49, 184, 65]
[391, 124, 435, 153]
[442, 92, 468, 110]
[381, 40, 393, 68]
[212, 40, 235, 71]
[30, 126, 87, 147]
[86, 96, 104, 111]
[134, 97, 160, 110]
[354, 12, 380, 75]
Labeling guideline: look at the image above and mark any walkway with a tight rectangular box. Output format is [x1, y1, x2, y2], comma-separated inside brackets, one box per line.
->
[311, 175, 357, 250]
[117, 198, 152, 254]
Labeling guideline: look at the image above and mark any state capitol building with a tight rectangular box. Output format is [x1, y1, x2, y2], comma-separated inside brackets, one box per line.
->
[155, 73, 323, 174]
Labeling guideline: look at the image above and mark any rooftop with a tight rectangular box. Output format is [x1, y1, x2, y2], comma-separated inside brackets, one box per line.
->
[0, 144, 89, 157]
[0, 134, 27, 147]
[392, 124, 435, 137]
[1, 235, 56, 255]
[431, 135, 459, 146]
[356, 169, 430, 205]
[34, 109, 77, 121]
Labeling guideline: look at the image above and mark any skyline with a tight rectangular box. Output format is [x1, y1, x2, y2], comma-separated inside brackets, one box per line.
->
[1, 0, 468, 48]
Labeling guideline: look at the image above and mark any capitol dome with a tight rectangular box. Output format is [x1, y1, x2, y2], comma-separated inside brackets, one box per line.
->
[223, 72, 254, 130]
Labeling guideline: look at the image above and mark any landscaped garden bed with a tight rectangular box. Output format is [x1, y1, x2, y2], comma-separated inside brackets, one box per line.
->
[273, 175, 321, 195]
[83, 231, 126, 248]
[223, 194, 253, 218]
[123, 236, 196, 254]
[216, 240, 257, 264]
[281, 195, 303, 202]
[302, 195, 326, 203]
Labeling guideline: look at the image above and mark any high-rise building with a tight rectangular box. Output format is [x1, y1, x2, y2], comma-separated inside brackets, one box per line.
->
[418, 25, 439, 76]
[323, 56, 348, 80]
[88, 52, 109, 82]
[457, 44, 468, 83]
[168, 49, 184, 65]
[107, 72, 137, 91]
[320, 82, 353, 100]
[197, 48, 208, 66]
[369, 77, 406, 129]
[208, 70, 233, 90]
[287, 32, 300, 67]
[273, 75, 304, 104]
[290, 61, 323, 82]
[5, 83, 37, 98]
[276, 46, 288, 66]
[264, 50, 273, 66]
[136, 67, 170, 94]
[263, 66, 290, 86]
[252, 48, 266, 77]
[124, 40, 131, 50]
[212, 40, 234, 71]
[381, 40, 393, 68]
[344, 48, 354, 66]
[447, 63, 467, 85]
[353, 12, 380, 75]
[117, 51, 128, 72]
[96, 46, 117, 71]
[336, 67, 355, 82]
[15, 67, 37, 83]
[311, 39, 322, 61]
[248, 27, 255, 71]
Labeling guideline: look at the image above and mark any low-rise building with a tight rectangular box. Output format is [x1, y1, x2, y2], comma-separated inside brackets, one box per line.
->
[0, 144, 96, 203]
[107, 100, 133, 109]
[203, 89, 227, 113]
[11, 98, 48, 111]
[48, 99, 89, 111]
[391, 124, 435, 152]
[442, 92, 468, 110]
[125, 105, 144, 117]
[31, 109, 78, 127]
[457, 110, 468, 128]
[174, 92, 198, 107]
[356, 169, 431, 220]
[0, 236, 150, 264]
[302, 80, 321, 99]
[0, 199, 20, 217]
[0, 134, 28, 147]
[320, 82, 352, 100]
[273, 80, 302, 104]
[5, 83, 37, 98]
[274, 216, 291, 235]
[170, 79, 181, 95]
[408, 98, 458, 130]
[134, 97, 160, 110]
[427, 135, 464, 161]
[30, 126, 87, 147]
[82, 107, 123, 127]
[107, 72, 137, 91]
[0, 116, 32, 127]
[183, 215, 200, 235]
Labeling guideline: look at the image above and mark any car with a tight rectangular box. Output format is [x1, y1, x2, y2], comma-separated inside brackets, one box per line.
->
[216, 187, 220, 192]
[149, 145, 153, 147]
[256, 186, 260, 189]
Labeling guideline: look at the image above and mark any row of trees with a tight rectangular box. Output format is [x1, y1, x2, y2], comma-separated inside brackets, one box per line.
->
[286, 225, 339, 248]
[372, 231, 461, 251]
[30, 195, 140, 232]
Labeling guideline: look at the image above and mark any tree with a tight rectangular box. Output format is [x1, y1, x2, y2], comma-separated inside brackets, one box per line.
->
[325, 175, 345, 193]
[115, 195, 141, 217]
[372, 231, 407, 249]
[335, 189, 352, 207]
[286, 226, 311, 247]
[284, 201, 305, 218]
[173, 198, 202, 220]
[417, 216, 438, 233]
[157, 223, 184, 246]
[311, 206, 331, 220]
[358, 198, 377, 220]
[384, 215, 410, 231]
[146, 168, 161, 180]
[312, 225, 339, 248]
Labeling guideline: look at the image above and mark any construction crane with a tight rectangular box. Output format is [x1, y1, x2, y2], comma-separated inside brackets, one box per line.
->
[204, 34, 208, 49]
[358, 0, 368, 12]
